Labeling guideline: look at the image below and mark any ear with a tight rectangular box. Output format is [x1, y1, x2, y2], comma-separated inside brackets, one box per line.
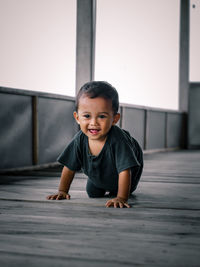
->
[73, 111, 80, 124]
[112, 113, 120, 125]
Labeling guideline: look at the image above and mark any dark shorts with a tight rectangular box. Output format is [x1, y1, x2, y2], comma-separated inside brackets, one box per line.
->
[86, 164, 143, 198]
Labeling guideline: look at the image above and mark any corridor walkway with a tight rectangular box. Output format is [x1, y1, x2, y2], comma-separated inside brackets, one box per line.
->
[0, 150, 200, 267]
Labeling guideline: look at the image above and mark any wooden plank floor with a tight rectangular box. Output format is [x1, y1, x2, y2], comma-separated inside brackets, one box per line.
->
[0, 150, 200, 267]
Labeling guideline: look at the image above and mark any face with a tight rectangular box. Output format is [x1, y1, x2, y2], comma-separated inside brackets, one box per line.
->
[74, 96, 120, 142]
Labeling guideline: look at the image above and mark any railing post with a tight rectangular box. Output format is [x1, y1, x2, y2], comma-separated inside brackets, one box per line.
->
[144, 109, 148, 150]
[32, 96, 38, 165]
[76, 0, 96, 93]
[165, 112, 168, 148]
[179, 0, 190, 112]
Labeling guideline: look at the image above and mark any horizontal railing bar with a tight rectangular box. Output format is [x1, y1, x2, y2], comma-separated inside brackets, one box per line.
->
[0, 86, 184, 114]
[0, 86, 75, 102]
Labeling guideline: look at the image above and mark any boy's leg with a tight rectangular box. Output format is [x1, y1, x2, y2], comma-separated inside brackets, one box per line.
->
[86, 179, 106, 198]
[130, 165, 143, 194]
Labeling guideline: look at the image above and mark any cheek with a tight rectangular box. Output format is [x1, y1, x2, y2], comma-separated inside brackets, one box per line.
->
[103, 120, 113, 128]
[79, 120, 88, 126]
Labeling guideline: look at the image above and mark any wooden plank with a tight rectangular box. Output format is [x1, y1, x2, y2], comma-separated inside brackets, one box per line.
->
[0, 150, 200, 267]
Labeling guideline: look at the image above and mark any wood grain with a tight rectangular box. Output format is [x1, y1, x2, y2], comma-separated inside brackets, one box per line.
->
[0, 150, 200, 266]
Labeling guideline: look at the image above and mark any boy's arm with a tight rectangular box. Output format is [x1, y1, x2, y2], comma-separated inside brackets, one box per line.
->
[47, 166, 75, 200]
[105, 169, 131, 208]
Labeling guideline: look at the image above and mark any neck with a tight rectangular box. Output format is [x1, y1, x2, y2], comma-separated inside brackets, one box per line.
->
[88, 137, 107, 156]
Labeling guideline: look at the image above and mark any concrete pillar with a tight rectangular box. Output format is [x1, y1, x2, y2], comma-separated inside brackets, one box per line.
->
[76, 0, 96, 94]
[179, 0, 190, 112]
[188, 83, 200, 148]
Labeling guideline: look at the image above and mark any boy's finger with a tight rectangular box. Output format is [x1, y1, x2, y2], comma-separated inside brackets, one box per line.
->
[56, 194, 62, 200]
[48, 195, 55, 200]
[105, 200, 112, 207]
[124, 203, 131, 208]
[105, 200, 110, 206]
[105, 201, 110, 207]
[119, 202, 123, 208]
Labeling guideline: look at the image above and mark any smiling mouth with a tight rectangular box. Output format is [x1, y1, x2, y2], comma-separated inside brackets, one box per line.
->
[88, 129, 100, 134]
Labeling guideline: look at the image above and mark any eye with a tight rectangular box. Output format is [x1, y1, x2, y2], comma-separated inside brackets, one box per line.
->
[99, 114, 107, 119]
[83, 114, 90, 119]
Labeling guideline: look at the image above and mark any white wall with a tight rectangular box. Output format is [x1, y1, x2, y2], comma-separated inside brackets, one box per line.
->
[95, 0, 180, 110]
[2, 0, 194, 110]
[0, 0, 76, 96]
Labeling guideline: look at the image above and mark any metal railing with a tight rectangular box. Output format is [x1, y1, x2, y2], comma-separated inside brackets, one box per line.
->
[0, 86, 186, 171]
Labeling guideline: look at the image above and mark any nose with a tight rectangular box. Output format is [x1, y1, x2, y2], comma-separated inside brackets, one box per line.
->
[90, 117, 98, 126]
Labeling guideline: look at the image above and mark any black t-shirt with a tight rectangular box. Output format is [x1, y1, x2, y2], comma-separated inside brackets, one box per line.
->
[58, 125, 143, 192]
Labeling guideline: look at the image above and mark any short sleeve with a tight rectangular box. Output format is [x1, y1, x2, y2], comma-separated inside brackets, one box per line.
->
[57, 138, 82, 171]
[113, 135, 141, 174]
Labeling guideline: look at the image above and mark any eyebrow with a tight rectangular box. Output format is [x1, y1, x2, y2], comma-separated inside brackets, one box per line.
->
[81, 111, 109, 115]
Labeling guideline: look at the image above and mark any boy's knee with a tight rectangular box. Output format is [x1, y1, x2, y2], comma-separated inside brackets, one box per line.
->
[86, 190, 105, 198]
[86, 179, 105, 198]
[87, 192, 98, 198]
[86, 190, 96, 198]
[130, 165, 143, 193]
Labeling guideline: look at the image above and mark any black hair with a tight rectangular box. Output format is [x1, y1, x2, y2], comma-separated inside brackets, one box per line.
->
[75, 81, 119, 114]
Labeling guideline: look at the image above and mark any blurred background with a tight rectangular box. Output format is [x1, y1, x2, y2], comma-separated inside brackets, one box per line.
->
[0, 0, 199, 169]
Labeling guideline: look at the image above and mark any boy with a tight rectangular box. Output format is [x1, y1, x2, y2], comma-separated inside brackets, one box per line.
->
[47, 81, 143, 208]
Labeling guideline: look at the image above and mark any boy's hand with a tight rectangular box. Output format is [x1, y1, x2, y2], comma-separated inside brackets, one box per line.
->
[105, 197, 130, 208]
[46, 191, 70, 200]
